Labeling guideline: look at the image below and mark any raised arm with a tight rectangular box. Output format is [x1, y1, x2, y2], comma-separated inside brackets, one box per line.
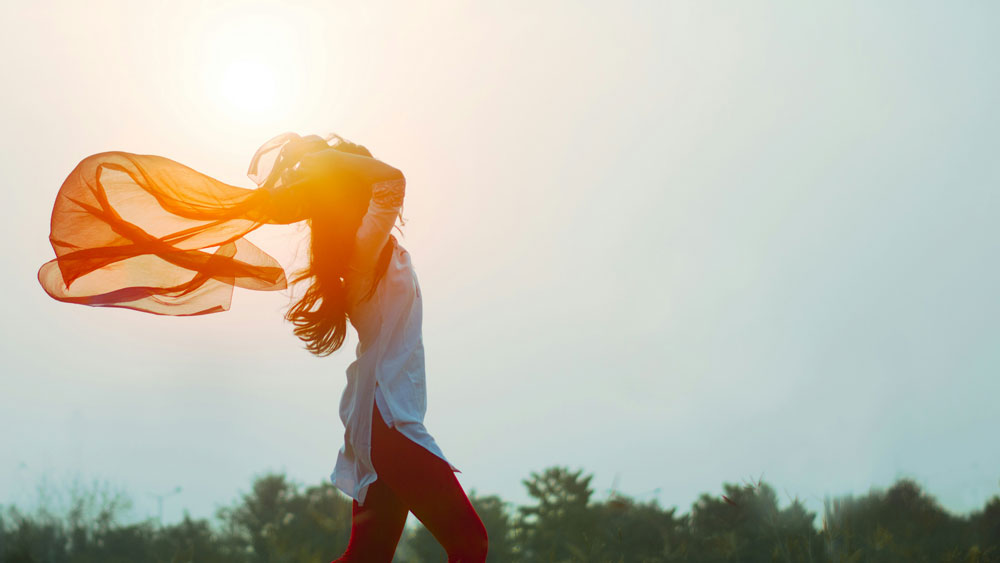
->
[348, 177, 405, 273]
[290, 147, 407, 272]
[257, 151, 383, 223]
[297, 147, 404, 188]
[262, 143, 406, 270]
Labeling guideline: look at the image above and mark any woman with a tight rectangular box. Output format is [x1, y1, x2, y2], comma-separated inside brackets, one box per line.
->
[270, 134, 490, 562]
[37, 133, 489, 562]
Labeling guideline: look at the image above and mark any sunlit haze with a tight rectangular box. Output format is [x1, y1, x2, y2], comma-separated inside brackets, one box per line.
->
[2, 0, 998, 531]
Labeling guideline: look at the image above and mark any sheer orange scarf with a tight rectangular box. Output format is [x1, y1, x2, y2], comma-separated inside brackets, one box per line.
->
[37, 133, 323, 315]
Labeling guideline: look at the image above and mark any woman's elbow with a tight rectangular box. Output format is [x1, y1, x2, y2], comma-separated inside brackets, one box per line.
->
[383, 164, 404, 182]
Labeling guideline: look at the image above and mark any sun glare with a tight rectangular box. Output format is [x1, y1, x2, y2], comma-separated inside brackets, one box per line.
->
[196, 8, 303, 123]
[218, 59, 277, 112]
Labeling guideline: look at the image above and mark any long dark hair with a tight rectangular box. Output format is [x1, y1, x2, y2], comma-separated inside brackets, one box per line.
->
[272, 135, 398, 357]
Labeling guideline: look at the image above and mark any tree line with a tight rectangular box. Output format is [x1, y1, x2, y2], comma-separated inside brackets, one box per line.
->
[2, 465, 998, 562]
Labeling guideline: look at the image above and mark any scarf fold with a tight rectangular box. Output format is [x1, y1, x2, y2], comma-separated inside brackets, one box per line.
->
[37, 133, 326, 315]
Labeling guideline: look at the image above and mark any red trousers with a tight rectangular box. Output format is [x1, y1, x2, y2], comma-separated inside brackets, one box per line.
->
[332, 397, 488, 562]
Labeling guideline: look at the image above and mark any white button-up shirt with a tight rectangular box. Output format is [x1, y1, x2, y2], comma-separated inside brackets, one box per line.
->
[331, 178, 458, 506]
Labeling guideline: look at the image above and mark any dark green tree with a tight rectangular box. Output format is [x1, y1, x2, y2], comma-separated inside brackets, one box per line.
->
[474, 492, 517, 562]
[7, 469, 1000, 562]
[685, 477, 822, 562]
[513, 466, 598, 562]
[588, 493, 688, 563]
[1, 506, 70, 563]
[215, 473, 353, 562]
[150, 512, 247, 563]
[822, 478, 968, 563]
[968, 495, 1000, 559]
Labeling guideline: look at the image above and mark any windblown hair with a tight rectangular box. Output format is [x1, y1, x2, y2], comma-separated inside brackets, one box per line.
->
[272, 135, 399, 357]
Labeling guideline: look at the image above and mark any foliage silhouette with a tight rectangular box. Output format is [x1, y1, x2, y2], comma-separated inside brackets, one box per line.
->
[2, 467, 999, 562]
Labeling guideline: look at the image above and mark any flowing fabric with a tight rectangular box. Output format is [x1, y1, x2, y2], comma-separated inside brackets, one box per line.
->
[37, 133, 329, 315]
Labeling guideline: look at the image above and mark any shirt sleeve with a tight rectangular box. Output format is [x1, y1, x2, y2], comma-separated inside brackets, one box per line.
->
[348, 178, 405, 273]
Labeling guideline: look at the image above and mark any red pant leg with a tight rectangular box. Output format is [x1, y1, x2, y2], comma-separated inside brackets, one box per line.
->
[331, 406, 409, 562]
[370, 397, 489, 562]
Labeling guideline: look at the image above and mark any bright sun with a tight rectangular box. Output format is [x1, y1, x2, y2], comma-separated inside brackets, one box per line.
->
[217, 59, 278, 112]
[197, 9, 301, 122]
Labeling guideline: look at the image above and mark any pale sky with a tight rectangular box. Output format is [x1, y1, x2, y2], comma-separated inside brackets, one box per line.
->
[2, 0, 998, 528]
